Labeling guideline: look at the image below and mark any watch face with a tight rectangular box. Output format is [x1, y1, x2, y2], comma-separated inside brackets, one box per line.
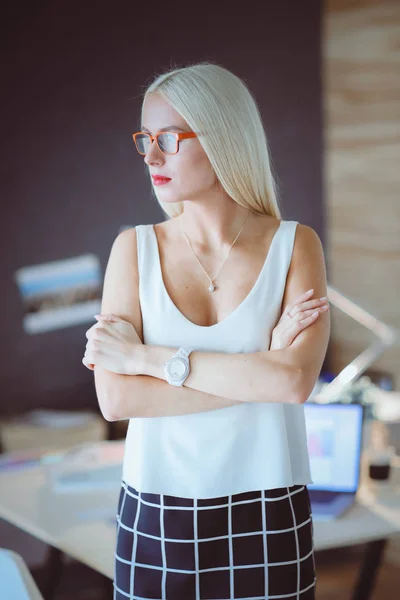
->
[167, 357, 187, 379]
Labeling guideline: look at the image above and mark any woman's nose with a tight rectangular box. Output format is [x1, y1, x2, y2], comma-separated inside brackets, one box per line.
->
[144, 139, 164, 165]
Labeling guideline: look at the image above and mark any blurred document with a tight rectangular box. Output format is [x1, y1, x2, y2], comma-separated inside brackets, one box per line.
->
[15, 253, 102, 334]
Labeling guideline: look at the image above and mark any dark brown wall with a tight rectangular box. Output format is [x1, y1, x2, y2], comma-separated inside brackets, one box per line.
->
[1, 1, 324, 415]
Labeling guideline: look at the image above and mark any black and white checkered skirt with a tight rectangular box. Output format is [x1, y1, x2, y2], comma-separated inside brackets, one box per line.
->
[114, 480, 316, 599]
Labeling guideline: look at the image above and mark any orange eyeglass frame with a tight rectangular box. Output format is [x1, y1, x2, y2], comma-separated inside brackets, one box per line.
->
[132, 131, 199, 155]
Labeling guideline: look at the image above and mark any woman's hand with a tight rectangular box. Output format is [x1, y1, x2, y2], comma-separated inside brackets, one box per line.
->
[82, 314, 143, 375]
[270, 289, 329, 351]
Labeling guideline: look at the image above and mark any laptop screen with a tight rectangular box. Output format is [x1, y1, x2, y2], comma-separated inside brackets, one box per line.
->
[304, 402, 364, 492]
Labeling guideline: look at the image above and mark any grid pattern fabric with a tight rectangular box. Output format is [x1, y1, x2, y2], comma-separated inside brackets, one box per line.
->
[114, 481, 316, 600]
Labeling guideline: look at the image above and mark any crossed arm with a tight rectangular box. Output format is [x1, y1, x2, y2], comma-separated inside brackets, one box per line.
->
[95, 348, 302, 421]
[94, 224, 330, 421]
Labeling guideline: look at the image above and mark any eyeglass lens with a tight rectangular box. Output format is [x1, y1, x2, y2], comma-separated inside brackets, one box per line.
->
[135, 133, 177, 155]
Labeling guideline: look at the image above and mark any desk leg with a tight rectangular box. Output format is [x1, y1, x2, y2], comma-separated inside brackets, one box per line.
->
[351, 538, 387, 600]
[42, 546, 64, 599]
[101, 574, 114, 599]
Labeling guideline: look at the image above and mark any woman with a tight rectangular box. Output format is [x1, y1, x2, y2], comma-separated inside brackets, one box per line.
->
[83, 62, 330, 600]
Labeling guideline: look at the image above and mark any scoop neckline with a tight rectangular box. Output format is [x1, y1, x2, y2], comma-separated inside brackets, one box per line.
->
[150, 220, 284, 330]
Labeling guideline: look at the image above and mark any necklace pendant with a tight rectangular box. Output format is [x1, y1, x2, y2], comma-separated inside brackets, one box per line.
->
[208, 282, 216, 292]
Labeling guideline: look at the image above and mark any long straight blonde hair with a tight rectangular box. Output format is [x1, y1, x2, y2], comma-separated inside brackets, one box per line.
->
[140, 61, 282, 220]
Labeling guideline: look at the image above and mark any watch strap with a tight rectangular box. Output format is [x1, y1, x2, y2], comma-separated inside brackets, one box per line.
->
[175, 347, 194, 359]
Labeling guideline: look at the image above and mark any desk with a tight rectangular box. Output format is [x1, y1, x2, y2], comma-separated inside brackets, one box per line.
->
[0, 461, 119, 580]
[0, 446, 398, 599]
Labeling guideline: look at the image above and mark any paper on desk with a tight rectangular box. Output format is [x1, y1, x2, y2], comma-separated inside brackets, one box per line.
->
[18, 409, 94, 429]
[0, 450, 43, 472]
[48, 440, 125, 493]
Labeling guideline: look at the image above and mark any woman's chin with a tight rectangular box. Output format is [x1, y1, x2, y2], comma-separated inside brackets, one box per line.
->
[155, 191, 184, 203]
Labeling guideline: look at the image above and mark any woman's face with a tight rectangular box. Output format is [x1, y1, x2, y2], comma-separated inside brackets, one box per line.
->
[140, 93, 218, 204]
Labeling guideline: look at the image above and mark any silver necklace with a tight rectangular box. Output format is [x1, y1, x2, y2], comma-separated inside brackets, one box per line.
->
[180, 210, 251, 292]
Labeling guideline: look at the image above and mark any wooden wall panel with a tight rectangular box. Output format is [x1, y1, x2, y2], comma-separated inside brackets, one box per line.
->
[324, 0, 400, 387]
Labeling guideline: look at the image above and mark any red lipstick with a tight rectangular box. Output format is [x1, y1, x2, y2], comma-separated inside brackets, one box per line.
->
[152, 175, 171, 186]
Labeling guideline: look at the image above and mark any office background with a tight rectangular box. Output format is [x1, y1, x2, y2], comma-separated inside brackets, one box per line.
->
[1, 0, 325, 417]
[0, 0, 399, 597]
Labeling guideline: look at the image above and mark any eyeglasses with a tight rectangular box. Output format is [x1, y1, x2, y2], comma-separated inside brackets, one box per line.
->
[132, 131, 199, 155]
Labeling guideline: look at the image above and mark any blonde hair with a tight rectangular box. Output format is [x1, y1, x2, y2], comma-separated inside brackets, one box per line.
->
[140, 61, 282, 220]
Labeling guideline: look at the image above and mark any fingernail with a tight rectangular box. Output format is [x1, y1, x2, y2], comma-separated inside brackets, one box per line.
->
[319, 296, 327, 300]
[307, 289, 314, 293]
[313, 310, 319, 316]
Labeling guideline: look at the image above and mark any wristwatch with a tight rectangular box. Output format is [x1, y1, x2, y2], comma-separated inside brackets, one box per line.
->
[163, 347, 194, 387]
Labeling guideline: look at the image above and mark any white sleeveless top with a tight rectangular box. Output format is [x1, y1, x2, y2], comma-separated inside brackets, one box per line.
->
[122, 220, 313, 499]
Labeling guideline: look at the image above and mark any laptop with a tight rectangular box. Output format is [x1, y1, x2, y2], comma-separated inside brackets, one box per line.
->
[304, 401, 365, 521]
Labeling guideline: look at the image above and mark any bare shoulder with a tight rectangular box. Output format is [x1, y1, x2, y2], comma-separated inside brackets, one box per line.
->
[288, 223, 326, 284]
[106, 226, 140, 285]
[100, 226, 143, 341]
[114, 225, 138, 247]
[293, 223, 324, 254]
